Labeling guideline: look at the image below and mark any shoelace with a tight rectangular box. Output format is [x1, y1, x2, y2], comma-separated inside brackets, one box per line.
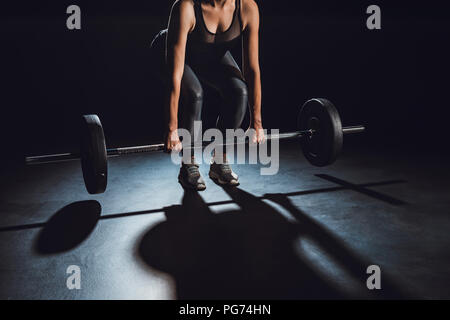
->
[185, 164, 200, 176]
[219, 163, 232, 173]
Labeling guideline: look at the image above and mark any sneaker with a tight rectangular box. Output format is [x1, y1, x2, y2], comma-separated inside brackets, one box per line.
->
[209, 161, 240, 186]
[178, 164, 206, 191]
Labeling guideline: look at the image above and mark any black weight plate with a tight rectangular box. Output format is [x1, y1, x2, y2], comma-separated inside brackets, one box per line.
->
[80, 115, 107, 194]
[298, 99, 343, 167]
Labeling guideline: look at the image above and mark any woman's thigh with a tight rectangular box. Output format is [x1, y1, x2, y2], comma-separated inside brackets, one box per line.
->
[200, 52, 248, 129]
[199, 51, 247, 95]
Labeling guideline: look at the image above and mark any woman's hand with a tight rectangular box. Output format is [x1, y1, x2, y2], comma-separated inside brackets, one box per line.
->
[164, 128, 182, 153]
[248, 120, 266, 144]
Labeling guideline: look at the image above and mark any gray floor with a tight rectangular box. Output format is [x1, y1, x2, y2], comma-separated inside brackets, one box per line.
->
[1, 142, 449, 300]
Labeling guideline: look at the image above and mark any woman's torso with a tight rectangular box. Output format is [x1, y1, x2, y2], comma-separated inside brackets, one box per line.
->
[186, 0, 243, 67]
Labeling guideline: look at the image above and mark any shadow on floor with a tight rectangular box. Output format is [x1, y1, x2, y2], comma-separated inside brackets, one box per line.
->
[137, 188, 410, 300]
[0, 178, 406, 233]
[315, 174, 408, 205]
[34, 200, 101, 254]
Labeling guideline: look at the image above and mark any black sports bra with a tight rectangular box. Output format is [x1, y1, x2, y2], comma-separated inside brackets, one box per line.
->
[186, 0, 243, 67]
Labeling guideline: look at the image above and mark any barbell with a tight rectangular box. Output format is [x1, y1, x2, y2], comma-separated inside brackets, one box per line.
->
[25, 98, 365, 195]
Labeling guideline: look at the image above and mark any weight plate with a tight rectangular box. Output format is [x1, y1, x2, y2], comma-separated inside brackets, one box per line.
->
[80, 115, 108, 194]
[298, 99, 343, 167]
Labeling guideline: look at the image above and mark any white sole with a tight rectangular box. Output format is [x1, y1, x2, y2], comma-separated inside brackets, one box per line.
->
[178, 176, 206, 191]
[209, 171, 240, 186]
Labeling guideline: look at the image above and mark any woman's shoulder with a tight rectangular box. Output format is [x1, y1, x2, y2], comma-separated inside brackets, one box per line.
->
[241, 0, 259, 28]
[170, 0, 196, 25]
[241, 0, 259, 14]
[172, 0, 196, 12]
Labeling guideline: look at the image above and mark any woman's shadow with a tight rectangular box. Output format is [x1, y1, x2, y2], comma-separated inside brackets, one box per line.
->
[138, 187, 407, 300]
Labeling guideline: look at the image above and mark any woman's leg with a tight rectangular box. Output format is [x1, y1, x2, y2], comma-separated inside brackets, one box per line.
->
[197, 51, 248, 186]
[214, 51, 248, 135]
[150, 30, 204, 145]
[179, 64, 204, 148]
[178, 65, 206, 190]
[151, 30, 206, 190]
[200, 51, 248, 153]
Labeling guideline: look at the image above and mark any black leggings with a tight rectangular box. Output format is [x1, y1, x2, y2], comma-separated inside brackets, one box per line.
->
[150, 31, 248, 150]
[179, 52, 248, 140]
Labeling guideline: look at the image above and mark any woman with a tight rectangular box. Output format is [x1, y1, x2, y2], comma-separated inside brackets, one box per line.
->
[151, 0, 264, 190]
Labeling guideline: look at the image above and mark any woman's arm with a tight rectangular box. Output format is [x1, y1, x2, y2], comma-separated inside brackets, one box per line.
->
[165, 0, 195, 151]
[242, 0, 264, 143]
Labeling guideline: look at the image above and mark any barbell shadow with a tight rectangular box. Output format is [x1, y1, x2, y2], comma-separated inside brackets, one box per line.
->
[34, 200, 101, 254]
[0, 183, 412, 297]
[0, 179, 407, 233]
[315, 174, 408, 206]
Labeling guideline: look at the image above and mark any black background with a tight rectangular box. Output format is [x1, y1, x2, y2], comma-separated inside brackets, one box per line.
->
[2, 0, 450, 163]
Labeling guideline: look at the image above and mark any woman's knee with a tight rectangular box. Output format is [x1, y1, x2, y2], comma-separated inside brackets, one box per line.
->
[228, 79, 248, 117]
[180, 85, 204, 129]
[217, 80, 248, 130]
[182, 82, 204, 105]
[229, 79, 248, 100]
[181, 82, 203, 113]
[188, 87, 204, 104]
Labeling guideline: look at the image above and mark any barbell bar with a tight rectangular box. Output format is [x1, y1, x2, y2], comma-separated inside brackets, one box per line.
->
[24, 98, 366, 194]
[25, 125, 364, 165]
